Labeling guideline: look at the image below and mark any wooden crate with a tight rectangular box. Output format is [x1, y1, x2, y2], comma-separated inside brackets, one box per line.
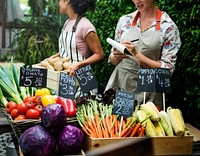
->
[32, 64, 60, 90]
[85, 135, 193, 155]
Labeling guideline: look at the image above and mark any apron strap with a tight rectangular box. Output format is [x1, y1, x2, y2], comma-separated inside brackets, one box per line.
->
[132, 8, 162, 31]
[155, 8, 162, 31]
[132, 11, 140, 26]
[72, 16, 83, 32]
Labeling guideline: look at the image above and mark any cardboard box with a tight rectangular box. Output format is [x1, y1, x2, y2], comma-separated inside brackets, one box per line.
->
[32, 64, 60, 90]
[85, 135, 193, 155]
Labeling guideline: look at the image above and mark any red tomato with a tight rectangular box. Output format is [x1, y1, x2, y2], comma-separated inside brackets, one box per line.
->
[17, 103, 28, 115]
[5, 101, 18, 113]
[33, 95, 42, 105]
[34, 105, 43, 114]
[25, 101, 35, 109]
[14, 115, 26, 121]
[23, 96, 34, 103]
[11, 109, 19, 119]
[26, 109, 40, 119]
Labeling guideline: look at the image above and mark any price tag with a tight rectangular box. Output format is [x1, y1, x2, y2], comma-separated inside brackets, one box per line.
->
[75, 65, 98, 94]
[58, 72, 76, 99]
[155, 68, 171, 93]
[137, 68, 171, 93]
[19, 67, 47, 87]
[113, 90, 135, 118]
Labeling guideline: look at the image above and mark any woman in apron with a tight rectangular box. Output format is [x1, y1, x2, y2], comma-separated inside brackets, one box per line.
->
[51, 0, 104, 96]
[105, 0, 181, 107]
[51, 0, 104, 76]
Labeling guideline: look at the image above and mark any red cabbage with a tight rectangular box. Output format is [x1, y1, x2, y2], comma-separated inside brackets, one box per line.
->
[57, 125, 84, 154]
[41, 103, 66, 132]
[19, 125, 56, 156]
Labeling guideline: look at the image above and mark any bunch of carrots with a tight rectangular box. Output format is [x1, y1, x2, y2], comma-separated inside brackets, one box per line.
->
[76, 100, 145, 138]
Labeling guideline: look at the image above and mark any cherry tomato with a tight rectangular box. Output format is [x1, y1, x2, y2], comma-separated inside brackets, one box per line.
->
[14, 115, 26, 121]
[11, 109, 19, 119]
[25, 101, 35, 109]
[17, 103, 28, 115]
[23, 96, 34, 103]
[26, 109, 40, 119]
[6, 101, 18, 114]
[34, 105, 43, 114]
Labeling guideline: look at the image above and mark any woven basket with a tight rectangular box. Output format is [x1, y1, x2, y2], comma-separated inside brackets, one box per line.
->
[2, 108, 78, 139]
[1, 108, 42, 140]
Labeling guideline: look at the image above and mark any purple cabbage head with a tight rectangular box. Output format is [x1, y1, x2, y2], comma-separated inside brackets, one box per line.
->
[19, 125, 56, 156]
[57, 125, 84, 154]
[41, 103, 66, 132]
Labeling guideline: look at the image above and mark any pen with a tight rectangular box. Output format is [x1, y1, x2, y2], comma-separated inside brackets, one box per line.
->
[131, 39, 139, 42]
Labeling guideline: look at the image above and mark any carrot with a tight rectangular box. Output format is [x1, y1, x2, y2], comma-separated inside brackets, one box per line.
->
[122, 127, 133, 137]
[137, 127, 141, 136]
[130, 123, 141, 137]
[102, 118, 109, 138]
[114, 118, 119, 136]
[85, 117, 98, 138]
[85, 121, 97, 138]
[105, 116, 112, 133]
[94, 113, 103, 138]
[91, 118, 101, 138]
[110, 115, 115, 137]
[119, 127, 130, 137]
[122, 119, 126, 130]
[138, 126, 145, 137]
[82, 126, 93, 137]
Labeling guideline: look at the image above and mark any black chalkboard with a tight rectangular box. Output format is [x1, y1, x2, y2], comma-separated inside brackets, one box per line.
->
[75, 65, 98, 94]
[58, 72, 76, 99]
[113, 90, 135, 118]
[19, 67, 47, 87]
[137, 68, 171, 93]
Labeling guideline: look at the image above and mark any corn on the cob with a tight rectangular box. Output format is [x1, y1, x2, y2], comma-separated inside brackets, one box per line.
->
[167, 107, 186, 136]
[136, 110, 159, 137]
[159, 110, 174, 136]
[136, 110, 148, 127]
[153, 121, 166, 136]
[140, 102, 160, 122]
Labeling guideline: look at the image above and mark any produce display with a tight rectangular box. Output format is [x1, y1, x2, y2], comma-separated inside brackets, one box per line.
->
[0, 63, 191, 155]
[76, 97, 189, 138]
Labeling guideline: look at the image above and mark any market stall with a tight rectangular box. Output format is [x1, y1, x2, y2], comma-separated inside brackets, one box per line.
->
[0, 61, 200, 156]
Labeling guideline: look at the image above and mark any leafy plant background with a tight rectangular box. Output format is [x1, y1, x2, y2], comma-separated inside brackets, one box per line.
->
[10, 0, 200, 128]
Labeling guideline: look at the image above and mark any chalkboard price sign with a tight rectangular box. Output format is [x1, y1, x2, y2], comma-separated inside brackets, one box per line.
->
[19, 67, 47, 87]
[137, 68, 171, 93]
[113, 90, 135, 118]
[75, 65, 98, 93]
[58, 72, 76, 99]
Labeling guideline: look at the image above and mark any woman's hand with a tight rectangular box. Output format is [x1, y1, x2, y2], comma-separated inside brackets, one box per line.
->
[66, 62, 80, 76]
[121, 41, 137, 56]
[110, 47, 127, 65]
[112, 48, 127, 59]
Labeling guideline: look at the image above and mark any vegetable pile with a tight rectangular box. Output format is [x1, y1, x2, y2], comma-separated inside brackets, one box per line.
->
[76, 94, 189, 138]
[19, 103, 84, 156]
[76, 100, 145, 138]
[36, 56, 72, 71]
